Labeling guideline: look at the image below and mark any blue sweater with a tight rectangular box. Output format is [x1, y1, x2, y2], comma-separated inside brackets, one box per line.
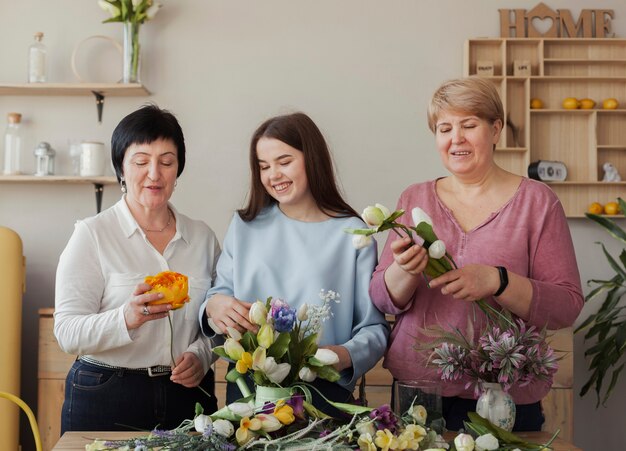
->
[200, 204, 389, 391]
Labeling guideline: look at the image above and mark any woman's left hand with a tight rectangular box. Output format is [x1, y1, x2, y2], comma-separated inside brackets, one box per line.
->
[320, 345, 352, 372]
[170, 352, 205, 388]
[428, 264, 500, 301]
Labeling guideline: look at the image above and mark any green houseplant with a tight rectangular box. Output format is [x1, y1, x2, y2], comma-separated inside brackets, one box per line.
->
[576, 197, 626, 406]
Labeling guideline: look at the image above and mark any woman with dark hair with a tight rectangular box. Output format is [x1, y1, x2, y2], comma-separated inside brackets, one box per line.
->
[200, 112, 388, 409]
[55, 104, 219, 432]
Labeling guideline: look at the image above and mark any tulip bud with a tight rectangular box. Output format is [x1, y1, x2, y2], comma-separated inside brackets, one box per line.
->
[355, 419, 376, 437]
[146, 3, 162, 20]
[264, 357, 291, 384]
[298, 366, 317, 382]
[257, 324, 275, 348]
[252, 346, 267, 371]
[194, 414, 212, 433]
[314, 348, 340, 365]
[454, 433, 475, 451]
[226, 326, 242, 341]
[411, 207, 433, 227]
[352, 234, 373, 250]
[131, 0, 141, 8]
[248, 301, 268, 326]
[428, 240, 446, 259]
[213, 419, 234, 438]
[224, 338, 244, 361]
[227, 401, 255, 418]
[98, 0, 121, 17]
[255, 413, 282, 432]
[297, 303, 309, 321]
[475, 433, 499, 451]
[361, 206, 387, 227]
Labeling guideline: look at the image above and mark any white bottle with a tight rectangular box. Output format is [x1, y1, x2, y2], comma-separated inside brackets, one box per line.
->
[3, 113, 23, 175]
[28, 32, 47, 83]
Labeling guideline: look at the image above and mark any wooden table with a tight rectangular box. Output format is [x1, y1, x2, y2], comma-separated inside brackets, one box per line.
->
[53, 430, 582, 450]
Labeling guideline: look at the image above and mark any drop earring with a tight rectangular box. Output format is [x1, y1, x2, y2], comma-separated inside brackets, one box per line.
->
[120, 177, 127, 193]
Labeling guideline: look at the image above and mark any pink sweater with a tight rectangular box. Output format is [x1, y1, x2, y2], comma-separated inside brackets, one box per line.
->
[369, 178, 583, 404]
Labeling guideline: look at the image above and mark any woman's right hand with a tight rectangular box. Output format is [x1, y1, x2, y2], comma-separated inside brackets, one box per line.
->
[123, 282, 172, 330]
[205, 294, 256, 335]
[391, 237, 428, 276]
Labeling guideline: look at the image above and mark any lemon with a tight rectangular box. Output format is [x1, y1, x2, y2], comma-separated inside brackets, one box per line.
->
[602, 98, 619, 110]
[588, 202, 603, 214]
[562, 97, 580, 109]
[530, 98, 544, 109]
[604, 201, 621, 215]
[580, 98, 596, 109]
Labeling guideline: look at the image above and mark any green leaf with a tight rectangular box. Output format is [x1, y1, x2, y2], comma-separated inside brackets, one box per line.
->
[466, 412, 533, 446]
[267, 332, 291, 359]
[603, 363, 625, 405]
[314, 364, 341, 382]
[599, 243, 626, 280]
[241, 330, 258, 350]
[212, 348, 229, 360]
[414, 222, 438, 245]
[586, 213, 626, 244]
[386, 210, 405, 222]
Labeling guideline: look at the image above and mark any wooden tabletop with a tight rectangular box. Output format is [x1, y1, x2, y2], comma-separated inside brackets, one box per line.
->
[53, 430, 582, 450]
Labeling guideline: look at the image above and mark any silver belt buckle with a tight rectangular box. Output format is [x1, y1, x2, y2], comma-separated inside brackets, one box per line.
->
[148, 366, 170, 377]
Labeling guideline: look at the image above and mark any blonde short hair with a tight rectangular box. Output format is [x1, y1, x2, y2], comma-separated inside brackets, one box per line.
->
[427, 77, 504, 133]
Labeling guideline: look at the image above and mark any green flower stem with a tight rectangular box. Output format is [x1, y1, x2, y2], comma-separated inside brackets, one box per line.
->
[168, 314, 175, 367]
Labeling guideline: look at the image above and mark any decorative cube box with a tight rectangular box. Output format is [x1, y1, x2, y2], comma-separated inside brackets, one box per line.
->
[513, 60, 531, 76]
[476, 60, 494, 76]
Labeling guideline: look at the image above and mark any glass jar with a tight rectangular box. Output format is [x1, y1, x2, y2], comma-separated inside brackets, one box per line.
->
[28, 32, 47, 83]
[3, 113, 23, 175]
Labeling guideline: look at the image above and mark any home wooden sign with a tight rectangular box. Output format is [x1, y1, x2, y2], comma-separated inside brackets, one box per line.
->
[500, 2, 614, 38]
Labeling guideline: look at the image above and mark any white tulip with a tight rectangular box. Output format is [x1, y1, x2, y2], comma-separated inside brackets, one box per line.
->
[227, 401, 255, 418]
[226, 326, 242, 341]
[213, 419, 234, 438]
[375, 203, 391, 219]
[252, 347, 267, 371]
[194, 414, 212, 433]
[454, 433, 475, 451]
[475, 433, 499, 451]
[264, 357, 291, 384]
[131, 0, 142, 8]
[98, 0, 121, 18]
[409, 404, 428, 424]
[297, 303, 309, 321]
[361, 205, 387, 227]
[224, 338, 244, 361]
[314, 348, 340, 365]
[255, 413, 283, 432]
[298, 366, 317, 382]
[352, 234, 373, 250]
[428, 240, 446, 259]
[145, 3, 162, 20]
[412, 207, 433, 227]
[248, 301, 268, 326]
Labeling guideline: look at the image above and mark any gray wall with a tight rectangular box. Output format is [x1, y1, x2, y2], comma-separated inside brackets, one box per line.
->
[1, 1, 624, 449]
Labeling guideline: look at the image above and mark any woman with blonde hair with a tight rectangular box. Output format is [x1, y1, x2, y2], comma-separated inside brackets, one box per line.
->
[370, 77, 583, 431]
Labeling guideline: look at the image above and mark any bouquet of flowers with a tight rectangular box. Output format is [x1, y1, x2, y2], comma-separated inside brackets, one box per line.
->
[345, 205, 559, 395]
[213, 292, 343, 395]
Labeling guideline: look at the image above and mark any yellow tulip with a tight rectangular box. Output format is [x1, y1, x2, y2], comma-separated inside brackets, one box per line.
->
[145, 271, 189, 310]
[236, 351, 253, 374]
[274, 403, 295, 425]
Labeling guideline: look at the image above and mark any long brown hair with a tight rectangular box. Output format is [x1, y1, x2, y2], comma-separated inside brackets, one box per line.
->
[238, 112, 358, 222]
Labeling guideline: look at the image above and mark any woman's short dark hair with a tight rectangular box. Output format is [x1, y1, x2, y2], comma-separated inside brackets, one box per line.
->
[111, 104, 186, 181]
[238, 112, 358, 222]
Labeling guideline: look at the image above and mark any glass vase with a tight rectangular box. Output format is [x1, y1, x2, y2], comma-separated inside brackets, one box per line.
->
[122, 22, 141, 83]
[254, 385, 291, 408]
[476, 382, 516, 431]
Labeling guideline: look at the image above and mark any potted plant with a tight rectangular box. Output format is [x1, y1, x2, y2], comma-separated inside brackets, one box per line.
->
[576, 197, 626, 406]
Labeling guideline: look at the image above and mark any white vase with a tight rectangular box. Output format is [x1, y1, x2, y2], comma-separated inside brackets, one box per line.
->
[476, 382, 516, 431]
[254, 385, 291, 408]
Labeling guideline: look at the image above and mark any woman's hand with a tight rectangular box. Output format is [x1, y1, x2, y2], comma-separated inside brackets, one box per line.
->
[171, 352, 205, 388]
[391, 237, 429, 276]
[205, 293, 256, 335]
[123, 282, 171, 330]
[428, 264, 500, 302]
[320, 345, 352, 372]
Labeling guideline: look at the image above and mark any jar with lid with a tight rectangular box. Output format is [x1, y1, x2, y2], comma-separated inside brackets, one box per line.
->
[28, 32, 47, 83]
[3, 113, 23, 175]
[34, 142, 55, 176]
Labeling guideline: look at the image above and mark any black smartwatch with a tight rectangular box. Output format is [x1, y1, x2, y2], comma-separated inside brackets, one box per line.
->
[494, 266, 509, 297]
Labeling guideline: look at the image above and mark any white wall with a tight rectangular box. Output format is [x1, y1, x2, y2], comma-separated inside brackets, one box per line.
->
[1, 1, 624, 449]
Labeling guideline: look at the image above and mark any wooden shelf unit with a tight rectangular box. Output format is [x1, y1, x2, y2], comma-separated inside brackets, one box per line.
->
[0, 83, 149, 96]
[465, 38, 626, 218]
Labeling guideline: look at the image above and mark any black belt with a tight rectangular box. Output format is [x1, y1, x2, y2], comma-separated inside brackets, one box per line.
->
[79, 356, 172, 377]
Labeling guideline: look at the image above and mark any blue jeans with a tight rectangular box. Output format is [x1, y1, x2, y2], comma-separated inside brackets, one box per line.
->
[61, 359, 217, 433]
